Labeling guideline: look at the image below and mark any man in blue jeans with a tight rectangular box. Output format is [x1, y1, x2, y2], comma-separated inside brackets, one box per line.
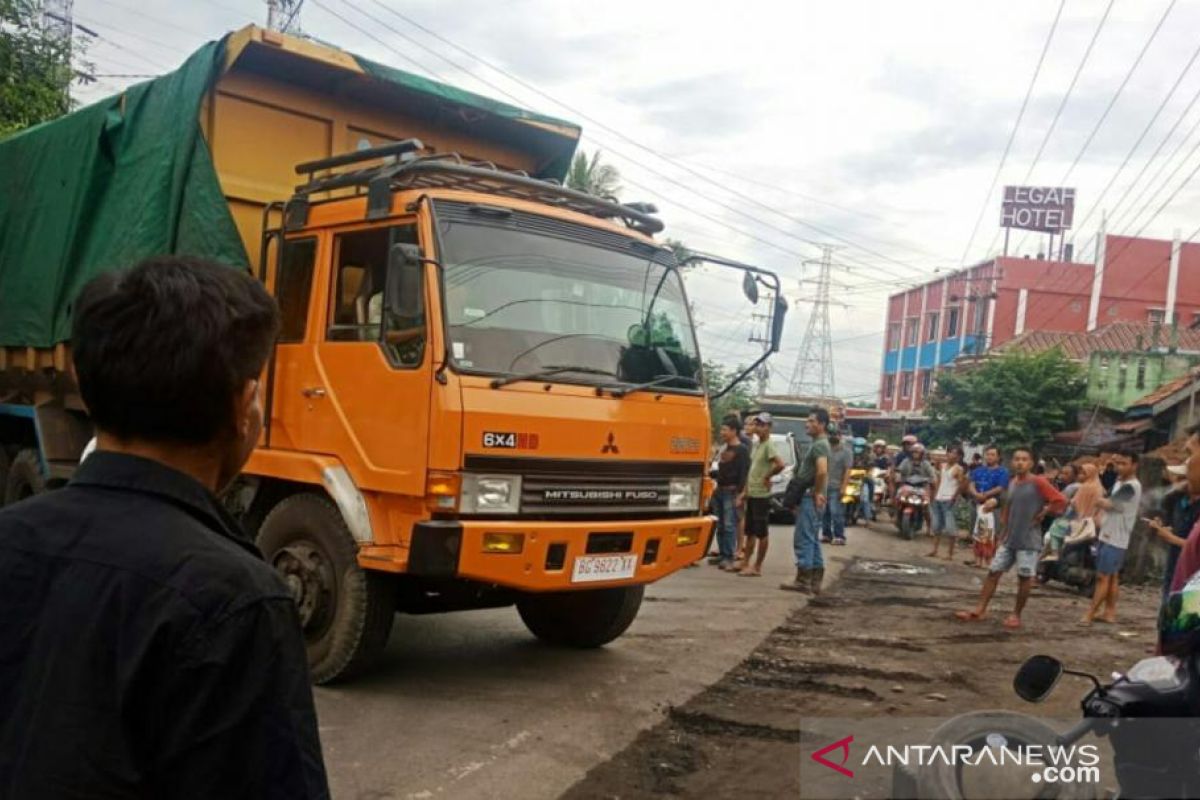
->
[710, 417, 750, 570]
[780, 408, 831, 595]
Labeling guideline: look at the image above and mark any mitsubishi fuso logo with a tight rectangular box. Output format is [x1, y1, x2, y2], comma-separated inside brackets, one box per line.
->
[601, 432, 620, 454]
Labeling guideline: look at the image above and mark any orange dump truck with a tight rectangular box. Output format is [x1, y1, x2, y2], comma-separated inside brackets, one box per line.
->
[0, 26, 786, 682]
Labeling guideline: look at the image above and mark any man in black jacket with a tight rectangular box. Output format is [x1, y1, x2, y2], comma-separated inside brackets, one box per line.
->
[0, 257, 329, 798]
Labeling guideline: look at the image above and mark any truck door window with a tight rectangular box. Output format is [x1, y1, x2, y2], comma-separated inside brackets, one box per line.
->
[327, 225, 425, 367]
[277, 237, 317, 343]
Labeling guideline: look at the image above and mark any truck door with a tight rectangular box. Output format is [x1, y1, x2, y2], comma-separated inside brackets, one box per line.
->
[273, 221, 433, 496]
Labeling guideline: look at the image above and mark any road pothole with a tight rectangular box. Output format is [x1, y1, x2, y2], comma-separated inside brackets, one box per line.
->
[853, 559, 942, 576]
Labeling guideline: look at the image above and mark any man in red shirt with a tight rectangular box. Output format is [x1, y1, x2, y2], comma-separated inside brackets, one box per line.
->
[955, 447, 1066, 629]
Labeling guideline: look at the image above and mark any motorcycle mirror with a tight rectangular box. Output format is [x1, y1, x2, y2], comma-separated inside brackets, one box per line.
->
[1013, 655, 1064, 703]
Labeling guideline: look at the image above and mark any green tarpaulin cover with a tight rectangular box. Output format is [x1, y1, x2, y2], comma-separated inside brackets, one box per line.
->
[0, 38, 245, 348]
[0, 33, 581, 349]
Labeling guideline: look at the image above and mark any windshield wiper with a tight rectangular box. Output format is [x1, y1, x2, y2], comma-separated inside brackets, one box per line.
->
[610, 373, 701, 398]
[490, 365, 619, 389]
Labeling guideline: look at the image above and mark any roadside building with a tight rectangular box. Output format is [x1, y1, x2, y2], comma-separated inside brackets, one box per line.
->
[879, 233, 1200, 411]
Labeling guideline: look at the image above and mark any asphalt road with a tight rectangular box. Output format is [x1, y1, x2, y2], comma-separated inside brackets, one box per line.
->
[316, 520, 831, 800]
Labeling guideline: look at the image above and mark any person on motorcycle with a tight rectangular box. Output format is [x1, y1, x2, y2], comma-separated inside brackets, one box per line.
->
[887, 435, 919, 507]
[897, 443, 936, 532]
[866, 439, 889, 522]
[956, 447, 1066, 630]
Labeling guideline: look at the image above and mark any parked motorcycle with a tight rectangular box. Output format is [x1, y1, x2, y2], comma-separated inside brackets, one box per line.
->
[842, 467, 868, 524]
[894, 651, 1200, 799]
[1037, 534, 1097, 596]
[894, 475, 930, 540]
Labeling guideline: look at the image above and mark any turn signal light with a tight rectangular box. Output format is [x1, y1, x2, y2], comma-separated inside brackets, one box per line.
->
[483, 532, 525, 554]
[425, 471, 460, 512]
[676, 526, 702, 546]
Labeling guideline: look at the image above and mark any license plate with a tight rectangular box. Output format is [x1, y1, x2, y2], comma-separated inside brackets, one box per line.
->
[571, 554, 638, 583]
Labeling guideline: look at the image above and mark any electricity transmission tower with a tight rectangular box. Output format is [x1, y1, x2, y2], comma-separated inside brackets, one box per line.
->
[266, 0, 304, 33]
[788, 245, 835, 398]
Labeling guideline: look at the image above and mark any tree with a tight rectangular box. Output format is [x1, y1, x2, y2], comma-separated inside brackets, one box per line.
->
[565, 149, 622, 200]
[0, 1, 85, 139]
[924, 348, 1086, 452]
[703, 360, 754, 438]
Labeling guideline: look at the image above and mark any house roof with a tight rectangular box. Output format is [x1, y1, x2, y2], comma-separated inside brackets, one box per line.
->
[996, 321, 1200, 361]
[1125, 367, 1200, 417]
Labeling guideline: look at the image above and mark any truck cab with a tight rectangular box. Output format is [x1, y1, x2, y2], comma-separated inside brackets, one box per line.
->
[240, 141, 787, 681]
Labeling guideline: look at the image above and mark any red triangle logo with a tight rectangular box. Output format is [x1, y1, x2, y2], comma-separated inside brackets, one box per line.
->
[811, 735, 855, 778]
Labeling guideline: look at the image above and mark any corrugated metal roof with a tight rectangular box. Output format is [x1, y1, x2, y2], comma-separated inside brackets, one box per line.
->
[1126, 368, 1200, 413]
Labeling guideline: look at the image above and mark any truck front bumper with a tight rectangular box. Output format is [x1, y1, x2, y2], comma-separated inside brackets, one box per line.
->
[387, 515, 714, 592]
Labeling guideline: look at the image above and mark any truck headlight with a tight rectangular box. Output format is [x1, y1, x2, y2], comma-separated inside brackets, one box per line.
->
[461, 474, 522, 514]
[669, 477, 701, 511]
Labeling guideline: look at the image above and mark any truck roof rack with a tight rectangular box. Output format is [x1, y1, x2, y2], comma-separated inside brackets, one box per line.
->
[291, 140, 663, 235]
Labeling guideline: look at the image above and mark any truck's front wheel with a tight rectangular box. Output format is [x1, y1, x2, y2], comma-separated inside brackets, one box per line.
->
[257, 493, 395, 684]
[517, 585, 644, 648]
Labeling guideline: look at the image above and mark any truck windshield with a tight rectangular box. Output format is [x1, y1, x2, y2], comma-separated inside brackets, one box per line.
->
[437, 205, 701, 390]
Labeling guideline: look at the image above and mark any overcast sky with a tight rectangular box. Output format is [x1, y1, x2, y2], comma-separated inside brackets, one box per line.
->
[70, 0, 1200, 402]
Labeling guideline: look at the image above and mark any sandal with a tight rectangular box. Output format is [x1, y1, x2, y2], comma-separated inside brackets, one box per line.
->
[954, 610, 985, 622]
[1003, 615, 1021, 630]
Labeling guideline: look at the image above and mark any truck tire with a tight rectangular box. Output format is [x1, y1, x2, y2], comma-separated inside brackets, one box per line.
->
[256, 493, 395, 684]
[517, 585, 644, 648]
[4, 448, 45, 506]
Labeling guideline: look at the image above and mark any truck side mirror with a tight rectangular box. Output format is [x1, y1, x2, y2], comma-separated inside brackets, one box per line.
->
[742, 271, 759, 304]
[770, 295, 788, 353]
[387, 243, 424, 319]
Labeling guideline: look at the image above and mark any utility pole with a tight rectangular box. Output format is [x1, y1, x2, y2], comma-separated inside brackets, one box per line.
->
[748, 293, 776, 397]
[950, 281, 998, 359]
[266, 0, 304, 33]
[788, 245, 836, 398]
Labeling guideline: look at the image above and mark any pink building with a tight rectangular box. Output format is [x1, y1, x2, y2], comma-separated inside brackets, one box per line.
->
[879, 233, 1200, 411]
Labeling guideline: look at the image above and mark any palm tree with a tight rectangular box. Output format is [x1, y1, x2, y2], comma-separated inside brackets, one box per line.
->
[566, 150, 622, 200]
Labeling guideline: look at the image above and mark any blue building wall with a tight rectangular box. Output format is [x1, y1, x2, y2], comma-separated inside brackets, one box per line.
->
[883, 336, 977, 375]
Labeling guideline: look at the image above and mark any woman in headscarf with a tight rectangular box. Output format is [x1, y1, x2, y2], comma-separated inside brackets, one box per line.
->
[1054, 463, 1104, 555]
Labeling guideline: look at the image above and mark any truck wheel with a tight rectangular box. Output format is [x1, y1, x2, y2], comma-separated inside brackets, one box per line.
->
[3, 448, 45, 506]
[257, 493, 395, 684]
[517, 585, 644, 648]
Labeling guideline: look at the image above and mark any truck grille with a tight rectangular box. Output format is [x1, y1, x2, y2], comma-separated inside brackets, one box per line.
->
[463, 456, 703, 519]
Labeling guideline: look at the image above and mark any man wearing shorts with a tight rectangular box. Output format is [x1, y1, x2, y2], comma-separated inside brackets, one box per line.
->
[1083, 452, 1142, 625]
[956, 447, 1066, 629]
[737, 413, 784, 577]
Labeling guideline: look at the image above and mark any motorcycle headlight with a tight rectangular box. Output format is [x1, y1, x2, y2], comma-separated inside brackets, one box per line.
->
[461, 474, 522, 514]
[669, 477, 701, 511]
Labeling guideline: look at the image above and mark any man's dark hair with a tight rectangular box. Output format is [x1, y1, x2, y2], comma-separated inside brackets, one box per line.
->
[948, 445, 964, 459]
[811, 407, 830, 426]
[1011, 446, 1034, 459]
[985, 445, 1001, 455]
[1115, 449, 1140, 464]
[721, 413, 742, 433]
[72, 256, 280, 444]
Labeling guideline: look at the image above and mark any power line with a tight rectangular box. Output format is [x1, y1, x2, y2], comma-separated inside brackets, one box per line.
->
[356, 0, 946, 279]
[958, 0, 1065, 266]
[1013, 0, 1177, 255]
[1069, 34, 1200, 251]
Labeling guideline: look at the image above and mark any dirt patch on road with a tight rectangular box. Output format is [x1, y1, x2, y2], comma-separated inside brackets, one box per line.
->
[560, 546, 1162, 799]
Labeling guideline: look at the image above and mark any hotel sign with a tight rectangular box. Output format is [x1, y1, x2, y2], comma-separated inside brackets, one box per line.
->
[1000, 186, 1075, 233]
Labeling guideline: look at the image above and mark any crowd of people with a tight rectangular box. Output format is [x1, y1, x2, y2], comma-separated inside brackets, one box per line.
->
[706, 412, 1200, 634]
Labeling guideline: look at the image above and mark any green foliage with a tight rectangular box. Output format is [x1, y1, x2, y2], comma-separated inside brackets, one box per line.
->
[924, 348, 1087, 452]
[565, 149, 622, 200]
[0, 0, 81, 139]
[703, 360, 754, 438]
